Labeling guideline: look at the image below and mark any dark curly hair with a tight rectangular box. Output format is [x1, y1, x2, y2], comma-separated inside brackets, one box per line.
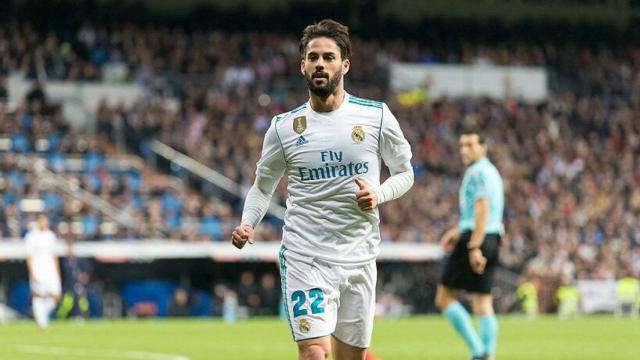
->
[299, 19, 351, 60]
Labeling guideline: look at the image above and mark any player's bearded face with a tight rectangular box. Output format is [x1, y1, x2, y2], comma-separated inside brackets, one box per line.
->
[305, 69, 342, 98]
[302, 37, 348, 98]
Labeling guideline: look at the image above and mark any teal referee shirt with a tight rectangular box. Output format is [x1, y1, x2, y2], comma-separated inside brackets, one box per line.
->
[458, 157, 504, 234]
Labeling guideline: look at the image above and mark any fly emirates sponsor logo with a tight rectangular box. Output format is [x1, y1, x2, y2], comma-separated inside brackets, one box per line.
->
[298, 150, 369, 182]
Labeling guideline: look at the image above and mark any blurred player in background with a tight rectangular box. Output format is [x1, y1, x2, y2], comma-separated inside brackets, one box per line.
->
[615, 271, 639, 318]
[26, 213, 62, 329]
[515, 276, 538, 319]
[57, 238, 92, 320]
[435, 129, 504, 360]
[555, 275, 580, 319]
[232, 19, 413, 360]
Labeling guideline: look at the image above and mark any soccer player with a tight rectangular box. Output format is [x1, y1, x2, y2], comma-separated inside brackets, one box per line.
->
[26, 214, 62, 329]
[231, 19, 413, 360]
[435, 129, 504, 360]
[57, 238, 91, 320]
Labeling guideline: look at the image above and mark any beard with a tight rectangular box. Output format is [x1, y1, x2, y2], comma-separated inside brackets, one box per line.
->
[305, 70, 342, 98]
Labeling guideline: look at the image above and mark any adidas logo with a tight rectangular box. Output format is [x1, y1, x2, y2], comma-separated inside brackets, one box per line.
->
[296, 136, 309, 146]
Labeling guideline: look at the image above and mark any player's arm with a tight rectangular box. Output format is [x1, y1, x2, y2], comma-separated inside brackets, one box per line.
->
[377, 161, 414, 204]
[53, 237, 62, 287]
[52, 253, 62, 300]
[25, 234, 35, 282]
[26, 256, 34, 281]
[54, 255, 61, 280]
[356, 161, 413, 211]
[232, 118, 286, 249]
[25, 234, 38, 295]
[356, 104, 413, 211]
[26, 256, 38, 297]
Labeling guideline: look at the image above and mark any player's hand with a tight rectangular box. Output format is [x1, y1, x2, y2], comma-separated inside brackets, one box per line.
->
[468, 248, 487, 274]
[231, 224, 255, 249]
[355, 178, 378, 211]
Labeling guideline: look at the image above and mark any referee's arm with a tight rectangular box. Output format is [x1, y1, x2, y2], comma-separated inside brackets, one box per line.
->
[468, 199, 489, 248]
[468, 198, 489, 273]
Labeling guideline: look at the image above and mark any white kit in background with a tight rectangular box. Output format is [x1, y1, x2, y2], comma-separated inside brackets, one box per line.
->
[25, 217, 61, 329]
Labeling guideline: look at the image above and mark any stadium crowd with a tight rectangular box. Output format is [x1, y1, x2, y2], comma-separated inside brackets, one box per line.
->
[2, 21, 640, 303]
[0, 89, 231, 241]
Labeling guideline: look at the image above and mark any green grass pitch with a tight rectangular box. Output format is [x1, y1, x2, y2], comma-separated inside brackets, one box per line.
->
[0, 316, 637, 359]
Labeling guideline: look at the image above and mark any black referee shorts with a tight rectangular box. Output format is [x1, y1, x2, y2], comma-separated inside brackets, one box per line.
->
[440, 232, 501, 294]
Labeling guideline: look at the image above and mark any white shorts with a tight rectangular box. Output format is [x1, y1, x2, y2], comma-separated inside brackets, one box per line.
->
[278, 245, 377, 348]
[30, 278, 61, 298]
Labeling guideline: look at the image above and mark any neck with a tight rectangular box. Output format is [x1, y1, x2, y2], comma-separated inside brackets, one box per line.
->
[309, 87, 345, 113]
[468, 156, 486, 166]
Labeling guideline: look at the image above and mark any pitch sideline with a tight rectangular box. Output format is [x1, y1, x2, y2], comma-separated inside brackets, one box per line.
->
[17, 345, 190, 360]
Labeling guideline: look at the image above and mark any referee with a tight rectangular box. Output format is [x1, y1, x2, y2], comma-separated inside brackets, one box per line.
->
[435, 128, 504, 360]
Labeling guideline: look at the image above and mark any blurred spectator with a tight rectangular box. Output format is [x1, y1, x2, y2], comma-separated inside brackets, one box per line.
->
[26, 81, 46, 107]
[168, 288, 191, 317]
[237, 271, 261, 315]
[0, 71, 8, 102]
[258, 272, 280, 316]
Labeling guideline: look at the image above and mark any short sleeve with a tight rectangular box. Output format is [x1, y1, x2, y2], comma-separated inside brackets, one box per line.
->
[470, 170, 489, 201]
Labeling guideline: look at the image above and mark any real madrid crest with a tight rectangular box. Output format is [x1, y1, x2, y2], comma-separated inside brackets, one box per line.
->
[351, 125, 365, 144]
[293, 116, 307, 134]
[298, 318, 311, 333]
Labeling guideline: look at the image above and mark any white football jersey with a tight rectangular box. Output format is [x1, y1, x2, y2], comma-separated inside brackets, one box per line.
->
[25, 228, 59, 283]
[254, 93, 412, 265]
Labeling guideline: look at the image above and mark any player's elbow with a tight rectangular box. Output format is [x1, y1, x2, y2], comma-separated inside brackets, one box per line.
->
[254, 177, 278, 198]
[399, 166, 414, 196]
[407, 167, 415, 188]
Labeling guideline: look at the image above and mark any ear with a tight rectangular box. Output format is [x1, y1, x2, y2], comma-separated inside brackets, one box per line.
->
[300, 58, 306, 76]
[342, 58, 350, 75]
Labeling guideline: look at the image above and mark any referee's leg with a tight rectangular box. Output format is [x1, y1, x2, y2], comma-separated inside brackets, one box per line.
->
[472, 293, 498, 359]
[436, 285, 485, 358]
[435, 284, 457, 311]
